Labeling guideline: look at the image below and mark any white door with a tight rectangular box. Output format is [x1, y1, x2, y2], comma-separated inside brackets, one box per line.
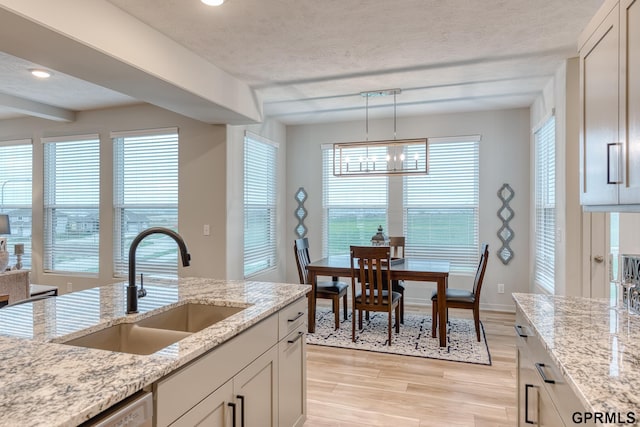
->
[582, 212, 610, 298]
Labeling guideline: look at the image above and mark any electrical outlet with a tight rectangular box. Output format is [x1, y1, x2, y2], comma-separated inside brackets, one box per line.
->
[203, 224, 210, 236]
[497, 283, 505, 294]
[66, 282, 72, 292]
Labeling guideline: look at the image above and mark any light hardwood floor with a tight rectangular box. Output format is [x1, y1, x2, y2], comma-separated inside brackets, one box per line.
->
[304, 309, 517, 427]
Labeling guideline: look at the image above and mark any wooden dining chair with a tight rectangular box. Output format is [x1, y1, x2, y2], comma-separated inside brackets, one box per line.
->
[388, 236, 406, 323]
[350, 245, 402, 345]
[431, 243, 489, 341]
[294, 238, 348, 330]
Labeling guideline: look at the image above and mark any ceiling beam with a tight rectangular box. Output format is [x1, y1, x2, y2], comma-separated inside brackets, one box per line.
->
[0, 91, 75, 122]
[0, 0, 262, 125]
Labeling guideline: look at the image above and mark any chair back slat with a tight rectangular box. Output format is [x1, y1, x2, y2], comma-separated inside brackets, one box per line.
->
[294, 238, 311, 284]
[472, 243, 490, 300]
[350, 245, 392, 310]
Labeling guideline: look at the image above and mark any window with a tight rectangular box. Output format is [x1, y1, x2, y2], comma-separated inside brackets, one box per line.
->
[534, 116, 556, 292]
[244, 132, 278, 277]
[43, 134, 100, 274]
[322, 146, 388, 256]
[403, 137, 480, 273]
[0, 140, 32, 269]
[113, 128, 179, 279]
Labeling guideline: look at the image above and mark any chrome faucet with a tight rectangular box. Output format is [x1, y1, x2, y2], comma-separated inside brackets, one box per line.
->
[127, 227, 191, 314]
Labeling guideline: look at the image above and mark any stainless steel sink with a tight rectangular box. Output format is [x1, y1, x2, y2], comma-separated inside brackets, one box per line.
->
[136, 303, 245, 333]
[63, 323, 192, 355]
[62, 303, 247, 354]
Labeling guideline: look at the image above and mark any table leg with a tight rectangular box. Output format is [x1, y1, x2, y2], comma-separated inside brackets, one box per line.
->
[438, 277, 447, 347]
[308, 271, 317, 333]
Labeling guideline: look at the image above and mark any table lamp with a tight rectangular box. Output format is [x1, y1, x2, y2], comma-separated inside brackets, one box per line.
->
[14, 243, 24, 270]
[0, 214, 10, 272]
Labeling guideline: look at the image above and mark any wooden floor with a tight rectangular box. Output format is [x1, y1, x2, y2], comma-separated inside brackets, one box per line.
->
[304, 308, 517, 427]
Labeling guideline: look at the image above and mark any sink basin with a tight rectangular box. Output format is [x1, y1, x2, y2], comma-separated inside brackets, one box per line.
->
[136, 303, 245, 333]
[63, 323, 192, 355]
[62, 303, 246, 355]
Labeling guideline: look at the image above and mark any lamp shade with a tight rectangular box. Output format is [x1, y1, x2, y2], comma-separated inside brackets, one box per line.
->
[0, 214, 10, 235]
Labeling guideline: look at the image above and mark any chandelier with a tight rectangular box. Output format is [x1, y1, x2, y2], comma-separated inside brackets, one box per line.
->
[333, 89, 428, 177]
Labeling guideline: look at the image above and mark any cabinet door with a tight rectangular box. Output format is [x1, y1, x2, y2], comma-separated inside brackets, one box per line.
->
[517, 348, 565, 427]
[278, 325, 306, 427]
[170, 380, 234, 427]
[580, 4, 620, 205]
[620, 0, 640, 203]
[233, 346, 278, 427]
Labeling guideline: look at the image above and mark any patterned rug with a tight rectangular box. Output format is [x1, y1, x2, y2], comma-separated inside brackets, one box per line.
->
[307, 307, 491, 365]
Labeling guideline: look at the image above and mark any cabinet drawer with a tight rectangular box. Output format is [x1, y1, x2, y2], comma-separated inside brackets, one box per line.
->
[278, 297, 307, 339]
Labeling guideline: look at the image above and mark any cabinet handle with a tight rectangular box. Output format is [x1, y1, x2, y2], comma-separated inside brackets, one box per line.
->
[514, 325, 528, 337]
[607, 142, 623, 184]
[288, 331, 305, 344]
[228, 402, 237, 427]
[288, 311, 305, 322]
[525, 384, 535, 424]
[237, 395, 245, 427]
[535, 362, 556, 384]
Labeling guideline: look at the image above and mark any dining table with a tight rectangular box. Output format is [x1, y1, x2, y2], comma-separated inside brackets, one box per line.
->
[306, 255, 451, 347]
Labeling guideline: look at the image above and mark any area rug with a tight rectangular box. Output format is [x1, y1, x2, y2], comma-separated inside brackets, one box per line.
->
[307, 307, 491, 365]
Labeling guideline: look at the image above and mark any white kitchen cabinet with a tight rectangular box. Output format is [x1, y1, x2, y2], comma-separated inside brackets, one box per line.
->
[278, 324, 306, 427]
[155, 297, 307, 427]
[515, 309, 592, 426]
[580, 0, 640, 208]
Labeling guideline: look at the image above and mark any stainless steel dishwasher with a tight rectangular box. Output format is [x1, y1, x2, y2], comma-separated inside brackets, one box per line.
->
[82, 391, 153, 427]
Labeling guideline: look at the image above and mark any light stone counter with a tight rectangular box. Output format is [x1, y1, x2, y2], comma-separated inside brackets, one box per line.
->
[513, 293, 640, 417]
[0, 278, 310, 426]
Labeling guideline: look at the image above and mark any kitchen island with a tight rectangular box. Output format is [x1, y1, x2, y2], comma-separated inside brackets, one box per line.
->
[513, 293, 640, 425]
[0, 278, 310, 426]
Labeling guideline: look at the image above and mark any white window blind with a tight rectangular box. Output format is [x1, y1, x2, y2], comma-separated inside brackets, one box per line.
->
[43, 135, 100, 274]
[403, 138, 480, 273]
[244, 133, 278, 277]
[534, 116, 556, 292]
[322, 146, 388, 256]
[113, 128, 179, 279]
[0, 140, 32, 269]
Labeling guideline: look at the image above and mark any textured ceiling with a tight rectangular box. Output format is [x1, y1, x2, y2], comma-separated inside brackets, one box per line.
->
[0, 0, 604, 124]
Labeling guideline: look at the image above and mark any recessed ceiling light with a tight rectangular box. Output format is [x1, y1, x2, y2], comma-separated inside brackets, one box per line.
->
[201, 0, 225, 5]
[30, 69, 51, 79]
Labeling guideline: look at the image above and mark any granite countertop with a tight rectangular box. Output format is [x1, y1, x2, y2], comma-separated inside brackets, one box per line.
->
[513, 293, 640, 416]
[0, 278, 310, 427]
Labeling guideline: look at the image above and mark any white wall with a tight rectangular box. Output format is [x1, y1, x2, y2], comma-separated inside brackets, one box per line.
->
[530, 58, 583, 296]
[286, 108, 531, 311]
[226, 119, 289, 282]
[0, 104, 228, 292]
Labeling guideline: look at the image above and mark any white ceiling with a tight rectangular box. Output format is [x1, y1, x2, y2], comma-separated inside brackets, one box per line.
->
[0, 0, 604, 125]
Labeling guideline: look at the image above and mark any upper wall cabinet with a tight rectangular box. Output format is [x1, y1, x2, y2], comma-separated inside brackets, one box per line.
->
[580, 0, 640, 209]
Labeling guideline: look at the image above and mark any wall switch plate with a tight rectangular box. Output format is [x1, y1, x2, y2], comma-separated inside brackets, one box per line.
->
[497, 283, 505, 294]
[203, 224, 210, 236]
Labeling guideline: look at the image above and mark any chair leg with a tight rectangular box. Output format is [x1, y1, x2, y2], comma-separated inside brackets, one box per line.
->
[342, 294, 348, 320]
[333, 297, 339, 330]
[431, 299, 437, 338]
[388, 310, 392, 346]
[474, 307, 481, 342]
[400, 291, 404, 324]
[352, 304, 356, 342]
[358, 309, 363, 330]
[395, 304, 400, 333]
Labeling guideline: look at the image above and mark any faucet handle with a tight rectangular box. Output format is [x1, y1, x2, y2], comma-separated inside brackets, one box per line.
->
[137, 273, 147, 298]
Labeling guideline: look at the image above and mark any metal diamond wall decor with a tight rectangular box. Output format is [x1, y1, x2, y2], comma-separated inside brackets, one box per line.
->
[294, 187, 308, 238]
[497, 183, 515, 265]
